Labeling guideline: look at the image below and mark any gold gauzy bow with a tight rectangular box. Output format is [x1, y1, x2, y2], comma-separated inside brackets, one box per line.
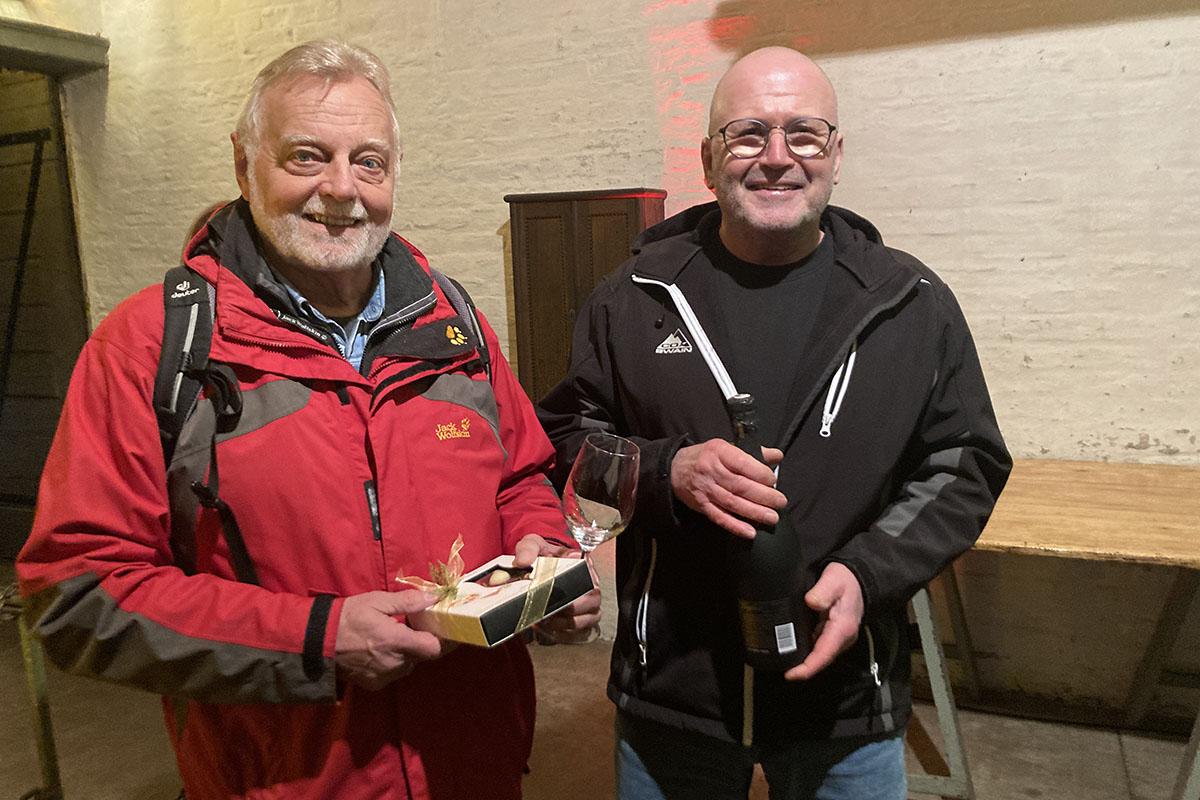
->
[395, 534, 465, 604]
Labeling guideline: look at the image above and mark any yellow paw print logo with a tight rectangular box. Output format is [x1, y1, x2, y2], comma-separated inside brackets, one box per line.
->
[446, 324, 466, 346]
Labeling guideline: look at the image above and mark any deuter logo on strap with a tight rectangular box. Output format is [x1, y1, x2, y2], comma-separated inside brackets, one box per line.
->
[170, 280, 200, 300]
[655, 329, 693, 354]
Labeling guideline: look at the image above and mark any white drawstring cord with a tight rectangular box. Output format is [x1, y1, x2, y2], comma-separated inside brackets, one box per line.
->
[820, 342, 857, 438]
[635, 539, 658, 666]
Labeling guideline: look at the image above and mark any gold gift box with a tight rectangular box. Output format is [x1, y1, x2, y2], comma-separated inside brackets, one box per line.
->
[408, 555, 593, 647]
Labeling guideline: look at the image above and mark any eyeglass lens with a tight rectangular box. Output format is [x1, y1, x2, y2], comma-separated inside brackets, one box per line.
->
[722, 118, 833, 158]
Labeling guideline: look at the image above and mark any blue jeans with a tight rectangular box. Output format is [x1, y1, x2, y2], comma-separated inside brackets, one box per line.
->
[614, 710, 906, 800]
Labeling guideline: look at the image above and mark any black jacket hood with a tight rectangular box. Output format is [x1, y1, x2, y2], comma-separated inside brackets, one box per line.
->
[628, 201, 903, 294]
[632, 200, 884, 252]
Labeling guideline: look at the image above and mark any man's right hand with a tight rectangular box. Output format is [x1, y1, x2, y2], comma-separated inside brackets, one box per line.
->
[670, 439, 787, 539]
[334, 590, 445, 691]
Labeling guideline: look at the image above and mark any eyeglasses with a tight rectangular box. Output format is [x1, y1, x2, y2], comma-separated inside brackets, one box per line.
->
[715, 117, 837, 159]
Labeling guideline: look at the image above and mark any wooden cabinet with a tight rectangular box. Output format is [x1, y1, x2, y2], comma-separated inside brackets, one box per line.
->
[504, 188, 666, 401]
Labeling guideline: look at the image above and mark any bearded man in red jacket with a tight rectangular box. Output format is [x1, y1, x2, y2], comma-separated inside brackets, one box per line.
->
[18, 39, 598, 800]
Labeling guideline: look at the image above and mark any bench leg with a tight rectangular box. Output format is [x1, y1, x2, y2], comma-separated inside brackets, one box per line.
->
[940, 564, 982, 703]
[1124, 567, 1200, 728]
[907, 586, 976, 800]
[18, 613, 63, 800]
[1174, 706, 1200, 800]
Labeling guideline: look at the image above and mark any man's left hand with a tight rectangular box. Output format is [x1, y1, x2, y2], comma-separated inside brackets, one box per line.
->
[513, 534, 603, 636]
[784, 561, 864, 681]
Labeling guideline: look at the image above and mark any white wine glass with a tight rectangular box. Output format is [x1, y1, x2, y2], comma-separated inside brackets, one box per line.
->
[563, 432, 640, 555]
[546, 433, 639, 645]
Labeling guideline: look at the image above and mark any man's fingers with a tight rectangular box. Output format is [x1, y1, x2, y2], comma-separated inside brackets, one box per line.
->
[719, 445, 783, 491]
[513, 533, 578, 568]
[397, 626, 444, 662]
[512, 535, 544, 568]
[785, 618, 859, 681]
[804, 584, 833, 613]
[371, 589, 438, 616]
[672, 439, 790, 538]
[785, 640, 836, 681]
[699, 483, 781, 535]
[784, 624, 842, 681]
[761, 446, 784, 468]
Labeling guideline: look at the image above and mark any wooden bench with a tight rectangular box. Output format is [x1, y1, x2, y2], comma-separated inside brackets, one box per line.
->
[927, 458, 1200, 800]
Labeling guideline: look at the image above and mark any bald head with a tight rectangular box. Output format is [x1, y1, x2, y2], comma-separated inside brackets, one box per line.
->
[700, 46, 843, 265]
[708, 47, 838, 135]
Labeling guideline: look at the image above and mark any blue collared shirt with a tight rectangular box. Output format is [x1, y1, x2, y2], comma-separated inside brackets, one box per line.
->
[281, 270, 387, 371]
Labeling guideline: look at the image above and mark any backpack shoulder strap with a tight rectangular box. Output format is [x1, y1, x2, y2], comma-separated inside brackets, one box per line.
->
[153, 267, 254, 584]
[430, 267, 492, 382]
[153, 265, 215, 464]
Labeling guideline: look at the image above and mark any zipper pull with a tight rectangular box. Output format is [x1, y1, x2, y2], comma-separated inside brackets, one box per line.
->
[865, 625, 882, 687]
[820, 412, 835, 438]
[638, 642, 648, 666]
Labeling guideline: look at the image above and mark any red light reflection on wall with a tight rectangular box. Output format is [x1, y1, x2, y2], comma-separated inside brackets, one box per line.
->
[645, 2, 819, 214]
[646, 11, 723, 212]
[645, 6, 765, 213]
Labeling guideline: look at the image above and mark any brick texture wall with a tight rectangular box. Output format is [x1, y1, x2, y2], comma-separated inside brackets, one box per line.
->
[28, 1, 1195, 465]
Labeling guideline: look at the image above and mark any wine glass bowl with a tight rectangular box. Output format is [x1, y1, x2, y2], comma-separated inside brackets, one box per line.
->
[562, 432, 640, 554]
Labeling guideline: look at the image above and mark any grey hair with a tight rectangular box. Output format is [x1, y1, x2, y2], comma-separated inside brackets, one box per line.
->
[235, 40, 401, 156]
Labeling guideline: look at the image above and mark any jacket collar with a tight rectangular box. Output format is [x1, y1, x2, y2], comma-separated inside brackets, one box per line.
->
[630, 200, 901, 292]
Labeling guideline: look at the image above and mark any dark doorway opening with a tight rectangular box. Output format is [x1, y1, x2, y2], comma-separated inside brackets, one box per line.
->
[0, 18, 108, 557]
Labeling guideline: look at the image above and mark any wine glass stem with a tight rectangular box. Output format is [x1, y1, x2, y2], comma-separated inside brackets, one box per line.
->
[579, 547, 600, 644]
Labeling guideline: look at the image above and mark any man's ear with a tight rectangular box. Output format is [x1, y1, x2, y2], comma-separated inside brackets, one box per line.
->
[700, 137, 716, 191]
[231, 132, 251, 199]
[831, 132, 844, 186]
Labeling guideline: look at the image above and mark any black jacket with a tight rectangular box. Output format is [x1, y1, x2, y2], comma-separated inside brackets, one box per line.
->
[537, 202, 1011, 743]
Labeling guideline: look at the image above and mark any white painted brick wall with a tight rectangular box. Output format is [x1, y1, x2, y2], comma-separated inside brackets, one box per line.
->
[34, 2, 1196, 466]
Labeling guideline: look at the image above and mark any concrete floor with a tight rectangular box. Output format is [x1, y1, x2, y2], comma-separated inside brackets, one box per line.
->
[1, 561, 1190, 799]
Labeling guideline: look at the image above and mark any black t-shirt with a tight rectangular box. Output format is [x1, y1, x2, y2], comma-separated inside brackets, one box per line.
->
[680, 227, 835, 445]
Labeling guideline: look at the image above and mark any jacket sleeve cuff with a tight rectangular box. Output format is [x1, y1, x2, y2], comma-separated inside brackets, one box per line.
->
[822, 555, 876, 616]
[310, 594, 345, 669]
[638, 433, 692, 533]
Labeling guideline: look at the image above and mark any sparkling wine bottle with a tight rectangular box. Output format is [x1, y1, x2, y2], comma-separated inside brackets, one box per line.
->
[726, 392, 811, 670]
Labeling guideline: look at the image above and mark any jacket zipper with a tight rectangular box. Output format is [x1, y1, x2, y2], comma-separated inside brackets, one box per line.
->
[777, 274, 925, 450]
[635, 538, 659, 666]
[222, 327, 336, 358]
[864, 624, 896, 731]
[362, 296, 436, 354]
[819, 341, 857, 437]
[865, 625, 882, 688]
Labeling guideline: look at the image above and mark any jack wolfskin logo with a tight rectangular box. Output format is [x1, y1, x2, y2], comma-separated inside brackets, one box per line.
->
[435, 418, 472, 440]
[170, 280, 200, 300]
[446, 324, 466, 345]
[655, 329, 693, 354]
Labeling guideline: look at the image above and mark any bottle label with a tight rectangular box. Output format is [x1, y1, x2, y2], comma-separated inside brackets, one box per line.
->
[774, 622, 798, 655]
[739, 597, 800, 656]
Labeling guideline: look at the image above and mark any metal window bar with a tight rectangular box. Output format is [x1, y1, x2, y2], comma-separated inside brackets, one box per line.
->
[0, 128, 52, 425]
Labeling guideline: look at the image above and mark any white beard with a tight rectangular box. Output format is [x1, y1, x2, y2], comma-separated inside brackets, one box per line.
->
[247, 175, 391, 274]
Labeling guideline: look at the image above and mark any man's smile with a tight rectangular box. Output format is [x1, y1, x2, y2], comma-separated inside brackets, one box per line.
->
[305, 212, 364, 229]
[747, 183, 803, 193]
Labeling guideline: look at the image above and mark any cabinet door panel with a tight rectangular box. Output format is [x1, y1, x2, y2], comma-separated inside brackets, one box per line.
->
[507, 189, 666, 402]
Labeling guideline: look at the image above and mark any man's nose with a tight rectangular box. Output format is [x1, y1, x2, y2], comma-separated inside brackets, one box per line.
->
[758, 128, 794, 167]
[320, 158, 357, 201]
